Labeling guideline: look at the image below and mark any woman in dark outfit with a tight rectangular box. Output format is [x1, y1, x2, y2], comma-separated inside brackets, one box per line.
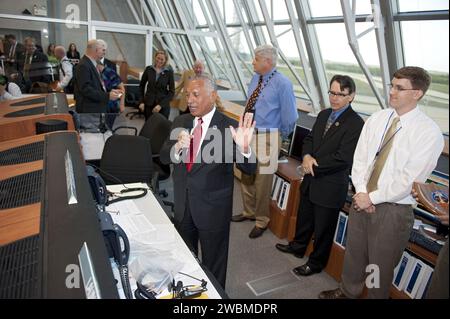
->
[139, 50, 174, 120]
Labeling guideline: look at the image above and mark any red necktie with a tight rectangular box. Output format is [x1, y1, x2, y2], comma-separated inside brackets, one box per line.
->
[186, 118, 203, 172]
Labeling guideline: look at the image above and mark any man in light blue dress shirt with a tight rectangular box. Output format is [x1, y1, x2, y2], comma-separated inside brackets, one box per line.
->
[232, 44, 298, 238]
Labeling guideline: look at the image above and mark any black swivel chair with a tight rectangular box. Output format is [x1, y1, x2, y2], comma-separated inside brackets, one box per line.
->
[139, 113, 174, 210]
[99, 134, 154, 186]
[124, 79, 145, 119]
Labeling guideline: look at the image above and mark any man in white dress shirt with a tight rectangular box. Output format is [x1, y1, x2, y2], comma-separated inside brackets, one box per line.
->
[319, 66, 444, 299]
[54, 46, 73, 92]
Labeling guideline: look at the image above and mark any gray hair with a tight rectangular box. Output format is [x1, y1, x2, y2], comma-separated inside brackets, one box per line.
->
[254, 44, 278, 67]
[192, 74, 217, 94]
[193, 59, 205, 68]
[86, 39, 107, 50]
[96, 39, 107, 49]
[54, 45, 65, 54]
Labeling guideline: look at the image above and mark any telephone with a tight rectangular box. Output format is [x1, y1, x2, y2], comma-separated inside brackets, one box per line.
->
[86, 165, 108, 207]
[98, 211, 130, 266]
[98, 211, 132, 299]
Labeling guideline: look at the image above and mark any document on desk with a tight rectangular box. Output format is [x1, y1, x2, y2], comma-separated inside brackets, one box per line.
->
[107, 200, 141, 216]
[111, 213, 156, 236]
[107, 200, 176, 246]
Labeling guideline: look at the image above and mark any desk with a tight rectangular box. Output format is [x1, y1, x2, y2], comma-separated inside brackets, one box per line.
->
[106, 183, 223, 299]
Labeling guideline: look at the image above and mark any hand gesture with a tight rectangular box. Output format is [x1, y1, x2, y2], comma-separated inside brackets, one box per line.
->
[175, 130, 191, 154]
[138, 103, 145, 112]
[302, 154, 319, 177]
[230, 112, 255, 154]
[153, 105, 162, 113]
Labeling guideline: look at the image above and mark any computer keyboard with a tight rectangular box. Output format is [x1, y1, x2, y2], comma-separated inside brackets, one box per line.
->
[409, 228, 444, 255]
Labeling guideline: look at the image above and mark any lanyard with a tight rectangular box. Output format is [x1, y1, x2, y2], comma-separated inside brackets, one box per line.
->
[253, 70, 277, 96]
[375, 111, 402, 157]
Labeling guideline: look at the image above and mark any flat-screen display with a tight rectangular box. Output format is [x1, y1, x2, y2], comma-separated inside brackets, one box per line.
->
[289, 125, 311, 161]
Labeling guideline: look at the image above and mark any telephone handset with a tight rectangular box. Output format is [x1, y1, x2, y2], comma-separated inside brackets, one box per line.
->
[86, 165, 108, 207]
[98, 211, 132, 298]
[98, 211, 130, 266]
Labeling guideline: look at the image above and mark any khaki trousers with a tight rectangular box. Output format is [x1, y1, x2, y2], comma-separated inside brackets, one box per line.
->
[340, 202, 414, 299]
[240, 131, 281, 229]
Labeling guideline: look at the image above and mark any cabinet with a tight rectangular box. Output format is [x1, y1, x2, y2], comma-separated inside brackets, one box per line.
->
[304, 202, 440, 299]
[268, 158, 444, 299]
[269, 157, 302, 239]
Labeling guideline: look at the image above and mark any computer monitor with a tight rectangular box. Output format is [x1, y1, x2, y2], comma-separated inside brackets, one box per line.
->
[288, 125, 311, 161]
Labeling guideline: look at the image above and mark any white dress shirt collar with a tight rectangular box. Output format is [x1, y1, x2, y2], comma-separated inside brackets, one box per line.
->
[393, 106, 420, 129]
[193, 106, 216, 131]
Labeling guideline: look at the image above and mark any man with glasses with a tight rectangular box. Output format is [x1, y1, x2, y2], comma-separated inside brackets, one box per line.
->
[275, 75, 364, 276]
[319, 66, 444, 299]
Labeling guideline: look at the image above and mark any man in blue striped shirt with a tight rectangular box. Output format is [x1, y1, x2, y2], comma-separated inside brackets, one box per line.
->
[232, 44, 298, 238]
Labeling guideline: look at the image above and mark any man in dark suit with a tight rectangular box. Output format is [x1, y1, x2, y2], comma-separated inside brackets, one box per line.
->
[16, 37, 51, 91]
[4, 34, 25, 70]
[160, 75, 257, 288]
[74, 39, 121, 113]
[275, 75, 364, 276]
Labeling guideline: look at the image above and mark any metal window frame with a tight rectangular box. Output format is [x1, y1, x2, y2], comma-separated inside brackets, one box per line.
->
[294, 0, 330, 109]
[341, 0, 389, 109]
[258, 0, 318, 110]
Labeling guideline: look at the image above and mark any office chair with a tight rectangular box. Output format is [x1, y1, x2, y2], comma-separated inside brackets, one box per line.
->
[124, 79, 145, 119]
[99, 134, 156, 188]
[139, 113, 174, 210]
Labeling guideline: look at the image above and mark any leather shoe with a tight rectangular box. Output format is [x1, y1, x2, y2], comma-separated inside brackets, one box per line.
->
[248, 226, 267, 238]
[275, 243, 304, 258]
[292, 264, 321, 276]
[318, 288, 348, 299]
[231, 214, 256, 222]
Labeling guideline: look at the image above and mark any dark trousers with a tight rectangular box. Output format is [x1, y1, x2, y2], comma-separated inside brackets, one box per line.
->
[289, 188, 340, 271]
[427, 238, 449, 299]
[175, 199, 230, 288]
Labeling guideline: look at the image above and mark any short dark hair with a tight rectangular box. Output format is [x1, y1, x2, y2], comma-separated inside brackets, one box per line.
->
[393, 66, 431, 98]
[329, 74, 356, 95]
[5, 34, 16, 41]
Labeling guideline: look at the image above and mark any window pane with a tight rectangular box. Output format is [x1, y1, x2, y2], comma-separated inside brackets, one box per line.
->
[223, 1, 240, 24]
[228, 28, 253, 79]
[92, 0, 137, 24]
[96, 31, 146, 71]
[275, 26, 307, 99]
[152, 32, 190, 72]
[191, 0, 207, 25]
[0, 0, 87, 21]
[314, 23, 381, 115]
[0, 17, 87, 92]
[398, 0, 449, 12]
[308, 0, 373, 17]
[401, 20, 449, 133]
[192, 35, 239, 90]
[264, 0, 290, 20]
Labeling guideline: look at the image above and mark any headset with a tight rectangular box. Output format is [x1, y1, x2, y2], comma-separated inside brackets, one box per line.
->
[168, 273, 208, 299]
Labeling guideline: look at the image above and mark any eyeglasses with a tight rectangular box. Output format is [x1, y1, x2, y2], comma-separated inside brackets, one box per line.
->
[328, 90, 350, 98]
[388, 84, 417, 92]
